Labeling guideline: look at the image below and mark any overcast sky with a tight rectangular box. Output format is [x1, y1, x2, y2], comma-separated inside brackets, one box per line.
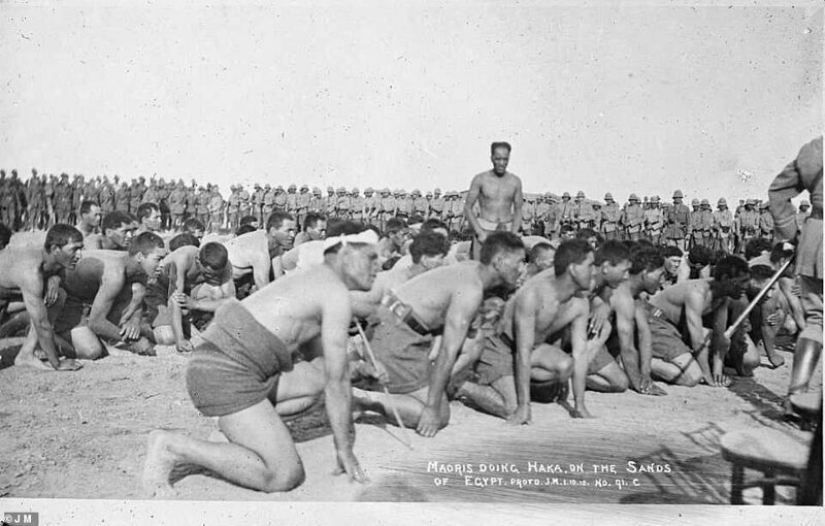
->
[1, 1, 821, 203]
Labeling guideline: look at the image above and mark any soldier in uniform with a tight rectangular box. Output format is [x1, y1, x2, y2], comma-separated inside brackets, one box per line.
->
[736, 199, 759, 254]
[711, 198, 734, 253]
[362, 187, 378, 226]
[690, 199, 713, 248]
[115, 180, 131, 213]
[226, 185, 241, 230]
[797, 199, 811, 231]
[378, 188, 395, 231]
[262, 184, 275, 220]
[273, 185, 287, 213]
[285, 184, 298, 217]
[25, 170, 44, 230]
[572, 191, 595, 230]
[350, 188, 364, 223]
[130, 177, 146, 215]
[589, 201, 603, 235]
[643, 196, 664, 245]
[195, 186, 210, 226]
[448, 190, 465, 233]
[521, 195, 535, 235]
[622, 193, 645, 241]
[208, 186, 225, 233]
[665, 189, 690, 250]
[556, 192, 575, 236]
[251, 184, 265, 223]
[99, 176, 115, 216]
[334, 187, 350, 220]
[429, 188, 445, 222]
[296, 184, 311, 228]
[396, 189, 413, 218]
[412, 189, 428, 218]
[54, 173, 73, 224]
[169, 180, 188, 231]
[324, 186, 336, 220]
[758, 201, 774, 239]
[308, 187, 324, 216]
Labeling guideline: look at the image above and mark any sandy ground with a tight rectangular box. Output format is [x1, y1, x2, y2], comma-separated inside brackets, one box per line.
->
[0, 333, 819, 505]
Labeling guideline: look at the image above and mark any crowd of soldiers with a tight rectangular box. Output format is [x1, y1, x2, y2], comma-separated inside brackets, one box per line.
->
[0, 168, 813, 256]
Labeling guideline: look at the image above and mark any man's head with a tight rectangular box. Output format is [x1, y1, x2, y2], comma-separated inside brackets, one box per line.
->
[266, 211, 296, 250]
[711, 255, 750, 299]
[799, 200, 810, 212]
[44, 224, 84, 270]
[594, 240, 632, 288]
[672, 190, 684, 204]
[575, 227, 602, 250]
[323, 222, 379, 291]
[407, 215, 425, 237]
[554, 239, 595, 292]
[182, 218, 206, 240]
[490, 141, 511, 176]
[560, 224, 576, 240]
[101, 211, 137, 250]
[662, 245, 683, 277]
[78, 200, 102, 228]
[744, 237, 773, 261]
[168, 232, 201, 252]
[687, 245, 714, 269]
[197, 242, 229, 284]
[529, 242, 556, 272]
[747, 264, 777, 302]
[303, 213, 327, 240]
[421, 218, 449, 238]
[136, 202, 162, 232]
[384, 217, 408, 248]
[409, 230, 450, 270]
[128, 231, 168, 278]
[629, 245, 666, 294]
[480, 231, 526, 289]
[239, 215, 259, 230]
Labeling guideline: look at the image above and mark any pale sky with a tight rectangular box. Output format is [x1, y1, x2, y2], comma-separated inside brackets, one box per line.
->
[1, 1, 822, 204]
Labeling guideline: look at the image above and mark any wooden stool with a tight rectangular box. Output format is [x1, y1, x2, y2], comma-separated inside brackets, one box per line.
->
[720, 427, 811, 504]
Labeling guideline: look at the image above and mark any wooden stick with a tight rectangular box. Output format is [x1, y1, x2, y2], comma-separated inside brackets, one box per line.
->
[354, 321, 413, 450]
[724, 257, 794, 340]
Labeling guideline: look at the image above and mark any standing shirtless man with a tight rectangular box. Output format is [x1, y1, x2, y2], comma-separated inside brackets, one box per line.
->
[464, 142, 523, 260]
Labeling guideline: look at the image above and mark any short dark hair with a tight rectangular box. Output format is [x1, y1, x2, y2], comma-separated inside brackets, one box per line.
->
[576, 228, 599, 241]
[409, 231, 450, 264]
[136, 202, 160, 222]
[629, 246, 664, 275]
[199, 242, 229, 270]
[102, 211, 134, 233]
[79, 200, 99, 216]
[266, 211, 294, 232]
[128, 231, 165, 256]
[595, 240, 630, 266]
[491, 141, 512, 155]
[769, 241, 795, 265]
[687, 245, 714, 267]
[712, 255, 749, 281]
[554, 239, 593, 277]
[44, 224, 83, 250]
[662, 245, 683, 259]
[182, 218, 205, 234]
[479, 231, 524, 265]
[304, 213, 325, 231]
[750, 264, 775, 283]
[240, 215, 258, 227]
[529, 242, 555, 264]
[235, 224, 257, 236]
[421, 218, 448, 232]
[0, 223, 12, 249]
[384, 218, 407, 236]
[168, 233, 201, 252]
[744, 237, 773, 261]
[408, 215, 425, 226]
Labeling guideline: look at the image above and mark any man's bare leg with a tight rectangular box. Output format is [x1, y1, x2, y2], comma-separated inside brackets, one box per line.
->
[142, 399, 305, 497]
[586, 361, 630, 393]
[351, 386, 449, 431]
[14, 326, 52, 370]
[268, 359, 326, 417]
[650, 353, 702, 387]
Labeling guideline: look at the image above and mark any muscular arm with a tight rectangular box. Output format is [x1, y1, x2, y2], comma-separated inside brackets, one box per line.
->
[20, 275, 61, 368]
[511, 179, 523, 235]
[419, 284, 482, 437]
[87, 268, 129, 342]
[685, 290, 712, 382]
[614, 294, 643, 391]
[271, 255, 284, 280]
[464, 175, 484, 238]
[251, 252, 272, 291]
[511, 290, 538, 423]
[569, 300, 591, 416]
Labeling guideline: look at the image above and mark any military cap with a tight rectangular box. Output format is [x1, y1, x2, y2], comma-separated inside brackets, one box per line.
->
[288, 184, 297, 190]
[604, 192, 614, 201]
[700, 199, 710, 206]
[800, 200, 810, 207]
[691, 198, 700, 206]
[562, 192, 571, 198]
[650, 195, 660, 203]
[576, 190, 585, 198]
[434, 188, 442, 195]
[717, 198, 727, 206]
[300, 184, 309, 191]
[337, 186, 346, 193]
[327, 186, 335, 192]
[629, 193, 640, 202]
[673, 190, 684, 199]
[351, 187, 359, 194]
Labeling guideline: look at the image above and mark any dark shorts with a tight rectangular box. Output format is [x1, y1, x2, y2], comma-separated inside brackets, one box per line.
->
[647, 314, 692, 362]
[186, 300, 293, 417]
[588, 338, 621, 375]
[475, 333, 515, 386]
[367, 305, 434, 394]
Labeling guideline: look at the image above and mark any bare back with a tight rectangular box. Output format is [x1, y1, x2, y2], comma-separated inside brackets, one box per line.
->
[648, 280, 713, 323]
[504, 271, 588, 344]
[0, 247, 46, 298]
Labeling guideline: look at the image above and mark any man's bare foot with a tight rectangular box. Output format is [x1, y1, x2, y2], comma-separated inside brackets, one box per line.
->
[700, 375, 732, 387]
[571, 406, 595, 419]
[14, 349, 52, 370]
[142, 431, 179, 498]
[765, 353, 786, 369]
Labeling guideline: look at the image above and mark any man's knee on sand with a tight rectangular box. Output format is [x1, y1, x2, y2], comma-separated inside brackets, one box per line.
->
[531, 343, 574, 382]
[70, 326, 106, 360]
[664, 353, 702, 387]
[259, 461, 306, 493]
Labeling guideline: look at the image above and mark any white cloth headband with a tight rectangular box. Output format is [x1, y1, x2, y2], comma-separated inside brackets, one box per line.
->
[323, 229, 379, 251]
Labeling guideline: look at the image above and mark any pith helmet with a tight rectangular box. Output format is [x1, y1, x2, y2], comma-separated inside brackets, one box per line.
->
[604, 192, 614, 201]
[691, 198, 700, 206]
[650, 195, 660, 203]
[700, 199, 710, 206]
[576, 190, 585, 199]
[673, 190, 684, 199]
[717, 198, 727, 206]
[629, 193, 640, 202]
[562, 192, 571, 199]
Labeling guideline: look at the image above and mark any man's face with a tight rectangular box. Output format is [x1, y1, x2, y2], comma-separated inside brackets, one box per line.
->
[725, 274, 750, 299]
[343, 244, 379, 291]
[664, 256, 682, 276]
[272, 219, 296, 250]
[570, 252, 596, 292]
[390, 229, 407, 248]
[641, 267, 666, 294]
[54, 240, 84, 270]
[137, 247, 168, 278]
[107, 224, 136, 249]
[494, 249, 527, 289]
[673, 197, 682, 205]
[420, 253, 446, 271]
[601, 260, 631, 288]
[82, 205, 102, 227]
[491, 147, 510, 176]
[309, 221, 327, 240]
[192, 228, 205, 240]
[197, 261, 225, 286]
[143, 209, 162, 232]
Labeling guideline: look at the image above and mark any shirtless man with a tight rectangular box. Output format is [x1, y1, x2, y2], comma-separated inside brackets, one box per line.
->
[355, 232, 526, 436]
[464, 142, 523, 260]
[224, 211, 296, 294]
[75, 200, 102, 238]
[647, 256, 752, 387]
[85, 211, 137, 251]
[53, 232, 168, 358]
[135, 202, 162, 234]
[293, 213, 326, 246]
[142, 225, 379, 495]
[148, 242, 235, 353]
[2, 225, 83, 370]
[593, 244, 668, 396]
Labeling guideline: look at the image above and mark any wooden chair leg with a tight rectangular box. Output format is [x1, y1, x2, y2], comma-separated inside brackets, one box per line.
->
[763, 469, 776, 505]
[730, 464, 745, 504]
